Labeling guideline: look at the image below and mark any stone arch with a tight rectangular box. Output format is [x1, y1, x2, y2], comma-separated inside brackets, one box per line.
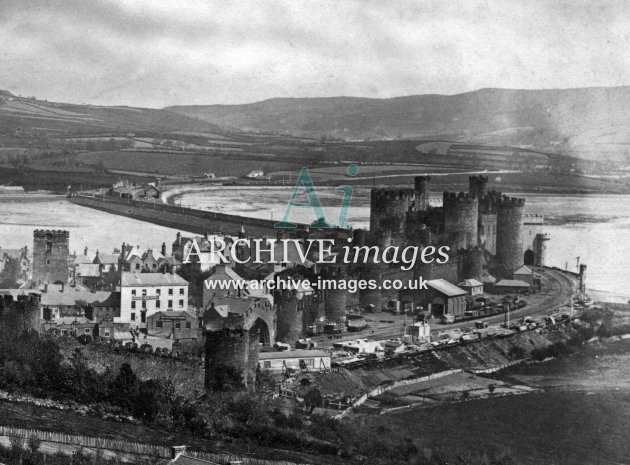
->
[250, 318, 271, 346]
[524, 249, 535, 266]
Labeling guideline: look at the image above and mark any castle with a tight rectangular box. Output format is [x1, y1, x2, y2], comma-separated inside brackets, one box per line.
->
[367, 175, 549, 282]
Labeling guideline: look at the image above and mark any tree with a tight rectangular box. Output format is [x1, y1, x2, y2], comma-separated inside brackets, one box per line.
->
[303, 388, 323, 413]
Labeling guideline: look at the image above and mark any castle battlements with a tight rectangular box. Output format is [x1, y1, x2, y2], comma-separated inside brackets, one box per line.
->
[443, 191, 478, 202]
[497, 196, 526, 208]
[33, 230, 70, 238]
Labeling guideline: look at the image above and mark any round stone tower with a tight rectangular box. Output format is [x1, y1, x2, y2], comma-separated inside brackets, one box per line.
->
[495, 196, 526, 275]
[369, 189, 414, 244]
[275, 289, 303, 345]
[205, 328, 256, 391]
[461, 246, 484, 280]
[352, 228, 367, 247]
[358, 265, 382, 310]
[469, 175, 489, 198]
[443, 192, 479, 250]
[323, 268, 348, 322]
[414, 176, 431, 210]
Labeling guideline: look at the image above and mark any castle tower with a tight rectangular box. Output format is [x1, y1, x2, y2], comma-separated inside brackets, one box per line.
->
[358, 265, 382, 310]
[469, 175, 489, 198]
[495, 196, 525, 276]
[323, 268, 348, 321]
[204, 328, 257, 391]
[533, 233, 550, 267]
[369, 189, 414, 245]
[414, 176, 431, 210]
[443, 192, 479, 250]
[461, 246, 484, 280]
[275, 289, 304, 345]
[33, 230, 70, 284]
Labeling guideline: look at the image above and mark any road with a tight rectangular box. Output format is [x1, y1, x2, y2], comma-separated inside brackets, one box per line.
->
[312, 267, 577, 347]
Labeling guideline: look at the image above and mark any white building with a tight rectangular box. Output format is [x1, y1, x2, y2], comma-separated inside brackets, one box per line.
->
[246, 170, 265, 179]
[118, 272, 189, 325]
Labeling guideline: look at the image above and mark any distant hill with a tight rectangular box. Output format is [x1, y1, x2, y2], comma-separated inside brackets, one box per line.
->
[0, 92, 222, 135]
[167, 87, 630, 160]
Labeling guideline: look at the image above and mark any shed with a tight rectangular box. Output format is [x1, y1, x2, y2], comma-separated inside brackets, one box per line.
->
[513, 265, 534, 285]
[494, 279, 530, 294]
[458, 278, 484, 296]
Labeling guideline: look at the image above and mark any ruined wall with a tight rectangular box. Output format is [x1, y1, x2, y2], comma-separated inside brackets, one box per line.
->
[443, 192, 478, 250]
[33, 230, 69, 284]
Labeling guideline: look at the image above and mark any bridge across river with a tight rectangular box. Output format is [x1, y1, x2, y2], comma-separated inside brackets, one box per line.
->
[70, 193, 349, 238]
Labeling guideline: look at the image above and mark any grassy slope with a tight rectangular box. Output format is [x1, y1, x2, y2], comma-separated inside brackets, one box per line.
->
[355, 389, 630, 465]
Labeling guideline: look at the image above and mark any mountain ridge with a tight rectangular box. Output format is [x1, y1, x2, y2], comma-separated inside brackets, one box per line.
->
[166, 86, 630, 159]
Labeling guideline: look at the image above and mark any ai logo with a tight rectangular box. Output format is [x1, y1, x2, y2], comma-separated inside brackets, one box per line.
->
[275, 164, 359, 229]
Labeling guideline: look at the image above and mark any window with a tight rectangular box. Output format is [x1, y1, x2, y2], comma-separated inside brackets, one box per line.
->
[131, 289, 136, 296]
[179, 288, 184, 295]
[168, 288, 173, 295]
[103, 329, 110, 337]
[156, 300, 161, 308]
[186, 322, 191, 329]
[131, 301, 136, 309]
[264, 361, 271, 369]
[156, 289, 161, 296]
[142, 289, 147, 296]
[135, 263, 140, 270]
[168, 300, 173, 308]
[179, 299, 184, 307]
[141, 300, 146, 309]
[131, 313, 136, 321]
[156, 321, 163, 328]
[46, 259, 51, 265]
[175, 322, 181, 329]
[84, 328, 91, 334]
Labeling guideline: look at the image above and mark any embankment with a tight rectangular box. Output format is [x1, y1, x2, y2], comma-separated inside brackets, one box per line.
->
[312, 324, 580, 407]
[69, 193, 289, 237]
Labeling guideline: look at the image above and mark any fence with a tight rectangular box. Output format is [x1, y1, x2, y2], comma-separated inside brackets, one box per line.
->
[0, 426, 307, 465]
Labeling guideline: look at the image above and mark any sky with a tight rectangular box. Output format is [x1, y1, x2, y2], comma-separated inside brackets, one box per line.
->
[1, 0, 630, 108]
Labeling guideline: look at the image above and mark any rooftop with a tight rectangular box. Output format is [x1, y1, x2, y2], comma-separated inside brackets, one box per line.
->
[121, 272, 188, 287]
[513, 265, 533, 275]
[495, 279, 531, 287]
[427, 279, 467, 297]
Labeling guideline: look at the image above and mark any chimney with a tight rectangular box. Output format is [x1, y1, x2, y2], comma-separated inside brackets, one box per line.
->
[170, 446, 186, 459]
[161, 242, 166, 256]
[84, 246, 88, 256]
[176, 232, 181, 245]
